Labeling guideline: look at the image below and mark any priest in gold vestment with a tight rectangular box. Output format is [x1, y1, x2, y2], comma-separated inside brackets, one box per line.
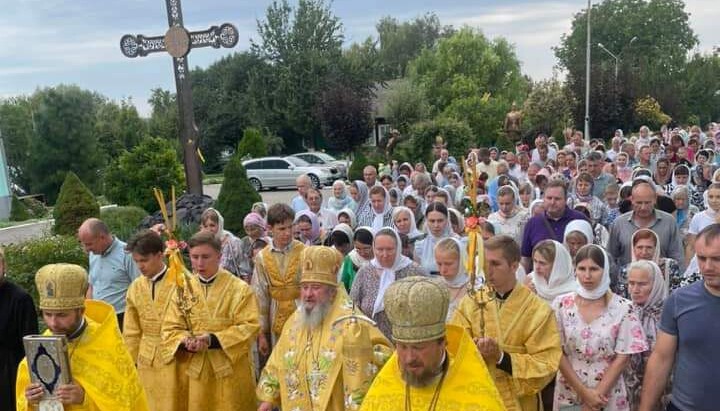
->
[123, 230, 188, 411]
[17, 264, 149, 411]
[451, 235, 561, 411]
[252, 204, 305, 356]
[162, 231, 260, 411]
[360, 276, 506, 411]
[257, 246, 393, 411]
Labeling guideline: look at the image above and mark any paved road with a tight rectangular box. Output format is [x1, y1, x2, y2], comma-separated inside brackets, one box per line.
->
[0, 184, 331, 245]
[205, 184, 333, 206]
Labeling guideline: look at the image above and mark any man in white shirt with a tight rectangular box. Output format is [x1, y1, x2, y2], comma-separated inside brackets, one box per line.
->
[476, 147, 499, 181]
[530, 134, 557, 163]
[606, 136, 624, 162]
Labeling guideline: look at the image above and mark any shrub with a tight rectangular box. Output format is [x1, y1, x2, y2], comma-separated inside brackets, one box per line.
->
[236, 127, 267, 159]
[215, 153, 261, 236]
[5, 235, 87, 308]
[53, 172, 100, 236]
[100, 206, 149, 241]
[634, 96, 671, 131]
[22, 197, 48, 219]
[10, 195, 31, 221]
[103, 137, 186, 212]
[403, 118, 475, 166]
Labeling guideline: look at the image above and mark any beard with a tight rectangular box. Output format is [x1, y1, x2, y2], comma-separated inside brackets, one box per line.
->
[401, 363, 444, 388]
[299, 300, 331, 329]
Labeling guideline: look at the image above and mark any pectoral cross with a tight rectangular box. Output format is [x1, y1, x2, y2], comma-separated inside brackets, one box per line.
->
[119, 0, 239, 195]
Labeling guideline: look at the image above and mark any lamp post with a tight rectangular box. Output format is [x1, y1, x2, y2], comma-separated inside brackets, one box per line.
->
[584, 0, 591, 142]
[598, 36, 638, 80]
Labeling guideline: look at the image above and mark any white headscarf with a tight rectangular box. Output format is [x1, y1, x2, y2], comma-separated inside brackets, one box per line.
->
[447, 208, 465, 236]
[337, 208, 357, 229]
[529, 199, 545, 216]
[435, 237, 469, 288]
[370, 228, 413, 316]
[628, 260, 668, 308]
[392, 206, 423, 241]
[418, 204, 454, 273]
[531, 240, 576, 303]
[563, 219, 594, 245]
[348, 226, 373, 268]
[352, 180, 370, 215]
[371, 187, 392, 233]
[575, 244, 611, 300]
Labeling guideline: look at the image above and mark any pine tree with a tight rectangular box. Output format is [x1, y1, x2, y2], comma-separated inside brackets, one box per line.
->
[215, 154, 261, 236]
[53, 172, 100, 235]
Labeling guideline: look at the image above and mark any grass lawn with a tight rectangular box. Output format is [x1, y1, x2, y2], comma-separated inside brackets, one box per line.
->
[203, 174, 224, 185]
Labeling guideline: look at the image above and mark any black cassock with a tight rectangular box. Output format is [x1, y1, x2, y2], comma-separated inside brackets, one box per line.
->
[0, 280, 38, 411]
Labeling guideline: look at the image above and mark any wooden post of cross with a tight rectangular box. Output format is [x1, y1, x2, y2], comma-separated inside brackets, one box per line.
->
[119, 0, 239, 195]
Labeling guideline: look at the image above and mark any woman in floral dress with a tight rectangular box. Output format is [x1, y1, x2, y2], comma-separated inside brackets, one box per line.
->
[552, 244, 648, 411]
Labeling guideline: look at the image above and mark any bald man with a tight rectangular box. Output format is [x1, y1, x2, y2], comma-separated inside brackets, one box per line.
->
[78, 218, 138, 330]
[363, 165, 380, 187]
[291, 174, 311, 212]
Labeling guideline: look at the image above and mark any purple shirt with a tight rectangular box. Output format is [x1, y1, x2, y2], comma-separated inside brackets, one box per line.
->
[520, 207, 588, 257]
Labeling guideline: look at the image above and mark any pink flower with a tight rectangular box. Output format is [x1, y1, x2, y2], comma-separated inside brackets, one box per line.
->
[631, 326, 644, 339]
[580, 328, 592, 339]
[616, 397, 627, 407]
[466, 216, 479, 229]
[584, 346, 594, 357]
[166, 239, 179, 250]
[562, 295, 574, 307]
[611, 324, 620, 339]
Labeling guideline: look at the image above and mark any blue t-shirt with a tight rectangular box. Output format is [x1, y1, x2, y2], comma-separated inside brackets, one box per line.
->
[88, 238, 138, 314]
[659, 281, 720, 411]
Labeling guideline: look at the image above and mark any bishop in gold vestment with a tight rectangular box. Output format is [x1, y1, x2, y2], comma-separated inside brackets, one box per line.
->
[257, 246, 393, 411]
[17, 264, 148, 411]
[162, 232, 260, 411]
[123, 230, 188, 411]
[360, 276, 506, 411]
[451, 235, 561, 411]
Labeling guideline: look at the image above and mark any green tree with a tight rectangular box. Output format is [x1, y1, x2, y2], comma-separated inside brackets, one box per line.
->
[192, 53, 266, 171]
[95, 98, 147, 162]
[103, 137, 186, 212]
[215, 153, 262, 236]
[148, 88, 178, 141]
[634, 96, 671, 130]
[10, 195, 30, 221]
[395, 118, 474, 165]
[384, 79, 432, 135]
[0, 97, 34, 189]
[375, 13, 454, 79]
[236, 127, 268, 158]
[250, 0, 344, 150]
[522, 78, 576, 139]
[409, 28, 528, 147]
[680, 53, 720, 125]
[53, 171, 100, 235]
[315, 82, 373, 154]
[29, 85, 103, 204]
[554, 0, 697, 137]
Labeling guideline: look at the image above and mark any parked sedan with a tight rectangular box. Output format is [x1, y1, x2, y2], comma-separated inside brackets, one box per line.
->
[242, 156, 337, 191]
[289, 152, 349, 180]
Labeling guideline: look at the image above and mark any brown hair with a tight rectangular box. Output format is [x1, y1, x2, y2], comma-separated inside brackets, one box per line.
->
[573, 244, 605, 268]
[126, 230, 165, 256]
[369, 185, 386, 197]
[187, 231, 222, 253]
[632, 229, 657, 247]
[484, 235, 520, 263]
[267, 203, 295, 226]
[545, 179, 568, 198]
[532, 240, 556, 265]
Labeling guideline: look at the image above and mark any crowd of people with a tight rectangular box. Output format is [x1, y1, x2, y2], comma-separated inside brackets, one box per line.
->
[2, 123, 720, 411]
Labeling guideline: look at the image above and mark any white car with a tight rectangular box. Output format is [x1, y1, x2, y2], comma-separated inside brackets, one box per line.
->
[289, 152, 348, 180]
[243, 156, 337, 191]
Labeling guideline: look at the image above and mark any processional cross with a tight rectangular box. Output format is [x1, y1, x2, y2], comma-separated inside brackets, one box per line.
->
[119, 0, 239, 195]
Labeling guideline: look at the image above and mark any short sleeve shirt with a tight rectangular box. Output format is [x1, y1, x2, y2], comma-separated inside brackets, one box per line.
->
[88, 238, 138, 314]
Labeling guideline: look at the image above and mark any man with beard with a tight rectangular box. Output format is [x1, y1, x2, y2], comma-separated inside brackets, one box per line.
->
[16, 264, 148, 411]
[360, 276, 505, 411]
[257, 246, 392, 411]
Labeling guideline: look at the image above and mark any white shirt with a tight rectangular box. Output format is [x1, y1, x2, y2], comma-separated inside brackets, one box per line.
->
[531, 147, 557, 163]
[688, 210, 717, 235]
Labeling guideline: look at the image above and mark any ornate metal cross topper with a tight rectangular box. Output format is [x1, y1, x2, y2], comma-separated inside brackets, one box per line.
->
[119, 0, 239, 196]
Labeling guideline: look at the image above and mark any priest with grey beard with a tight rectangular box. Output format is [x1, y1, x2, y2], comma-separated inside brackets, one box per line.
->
[257, 246, 392, 411]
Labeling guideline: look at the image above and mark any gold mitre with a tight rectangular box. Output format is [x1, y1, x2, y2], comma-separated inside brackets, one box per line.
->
[300, 246, 343, 286]
[384, 276, 449, 343]
[36, 264, 88, 310]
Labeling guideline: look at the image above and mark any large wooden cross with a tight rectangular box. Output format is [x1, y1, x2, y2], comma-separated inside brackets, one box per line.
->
[119, 0, 239, 195]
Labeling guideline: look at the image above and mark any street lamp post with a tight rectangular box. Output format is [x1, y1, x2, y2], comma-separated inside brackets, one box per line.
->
[584, 0, 591, 142]
[598, 36, 638, 81]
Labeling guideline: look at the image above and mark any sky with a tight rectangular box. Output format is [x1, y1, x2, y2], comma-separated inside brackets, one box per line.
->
[0, 0, 717, 117]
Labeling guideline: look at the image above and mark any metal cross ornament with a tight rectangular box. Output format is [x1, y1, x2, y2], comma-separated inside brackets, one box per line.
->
[119, 0, 239, 195]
